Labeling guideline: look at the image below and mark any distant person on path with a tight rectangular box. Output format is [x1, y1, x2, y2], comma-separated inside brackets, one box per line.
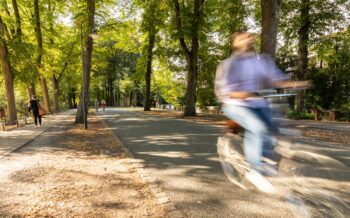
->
[94, 99, 99, 112]
[28, 95, 42, 127]
[215, 32, 309, 186]
[101, 99, 106, 111]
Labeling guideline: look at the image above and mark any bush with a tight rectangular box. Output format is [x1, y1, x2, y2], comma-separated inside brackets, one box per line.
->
[287, 110, 314, 120]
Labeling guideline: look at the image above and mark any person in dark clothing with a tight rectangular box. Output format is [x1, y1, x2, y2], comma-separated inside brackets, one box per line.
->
[28, 95, 42, 127]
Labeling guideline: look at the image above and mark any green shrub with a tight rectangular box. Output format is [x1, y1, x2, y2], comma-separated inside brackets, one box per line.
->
[287, 110, 314, 120]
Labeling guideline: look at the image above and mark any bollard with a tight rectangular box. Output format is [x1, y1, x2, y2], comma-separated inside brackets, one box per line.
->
[1, 122, 4, 131]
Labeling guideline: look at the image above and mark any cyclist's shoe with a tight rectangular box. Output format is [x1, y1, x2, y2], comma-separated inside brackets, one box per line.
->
[245, 169, 276, 194]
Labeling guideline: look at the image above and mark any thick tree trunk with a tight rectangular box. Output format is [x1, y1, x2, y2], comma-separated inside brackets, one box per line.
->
[34, 0, 51, 114]
[75, 0, 95, 125]
[52, 75, 59, 112]
[295, 0, 310, 112]
[144, 32, 155, 111]
[39, 75, 51, 113]
[173, 0, 203, 116]
[184, 55, 198, 116]
[0, 16, 17, 125]
[297, 0, 310, 80]
[260, 0, 281, 57]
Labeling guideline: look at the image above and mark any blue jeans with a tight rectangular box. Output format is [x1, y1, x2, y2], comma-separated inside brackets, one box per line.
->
[222, 104, 276, 168]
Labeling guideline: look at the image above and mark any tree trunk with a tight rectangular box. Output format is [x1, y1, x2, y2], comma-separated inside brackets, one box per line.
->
[52, 75, 59, 112]
[0, 16, 17, 125]
[173, 0, 203, 116]
[39, 75, 51, 113]
[295, 0, 310, 112]
[72, 89, 77, 108]
[297, 0, 310, 80]
[34, 0, 51, 114]
[27, 82, 36, 100]
[12, 0, 22, 41]
[260, 0, 281, 57]
[67, 93, 73, 109]
[144, 31, 155, 111]
[75, 0, 95, 125]
[184, 54, 198, 116]
[108, 76, 114, 106]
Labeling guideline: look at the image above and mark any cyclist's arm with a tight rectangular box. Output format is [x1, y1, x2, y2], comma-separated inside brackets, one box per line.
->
[271, 80, 311, 89]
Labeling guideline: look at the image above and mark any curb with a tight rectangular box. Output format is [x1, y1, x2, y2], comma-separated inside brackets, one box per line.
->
[97, 114, 185, 218]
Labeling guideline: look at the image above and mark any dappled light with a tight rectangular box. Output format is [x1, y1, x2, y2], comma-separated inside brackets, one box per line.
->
[0, 0, 350, 217]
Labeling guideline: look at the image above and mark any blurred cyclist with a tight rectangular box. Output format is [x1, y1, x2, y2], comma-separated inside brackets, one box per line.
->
[215, 32, 309, 190]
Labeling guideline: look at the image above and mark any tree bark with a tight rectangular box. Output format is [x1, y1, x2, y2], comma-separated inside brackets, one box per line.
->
[75, 0, 95, 125]
[34, 0, 51, 114]
[173, 0, 203, 116]
[144, 31, 155, 111]
[0, 16, 17, 124]
[108, 74, 114, 106]
[297, 0, 310, 80]
[12, 0, 22, 41]
[27, 82, 36, 100]
[52, 75, 59, 112]
[295, 0, 310, 112]
[260, 0, 281, 57]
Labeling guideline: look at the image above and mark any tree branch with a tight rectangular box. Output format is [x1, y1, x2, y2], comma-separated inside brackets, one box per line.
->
[172, 0, 190, 56]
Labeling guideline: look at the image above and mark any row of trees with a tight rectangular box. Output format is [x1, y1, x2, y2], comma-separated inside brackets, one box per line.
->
[1, 0, 350, 125]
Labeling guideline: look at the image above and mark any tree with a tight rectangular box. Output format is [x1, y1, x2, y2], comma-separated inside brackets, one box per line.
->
[260, 0, 281, 57]
[172, 0, 205, 116]
[136, 0, 164, 111]
[278, 0, 349, 111]
[75, 0, 95, 126]
[0, 16, 17, 124]
[34, 0, 51, 113]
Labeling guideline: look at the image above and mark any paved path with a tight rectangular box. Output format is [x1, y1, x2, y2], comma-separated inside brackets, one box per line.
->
[0, 110, 75, 159]
[99, 108, 350, 218]
[277, 118, 350, 132]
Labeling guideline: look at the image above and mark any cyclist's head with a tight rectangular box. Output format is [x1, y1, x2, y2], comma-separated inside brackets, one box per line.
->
[230, 32, 255, 53]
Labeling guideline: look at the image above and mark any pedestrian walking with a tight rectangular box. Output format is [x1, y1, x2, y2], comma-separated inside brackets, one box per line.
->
[28, 95, 43, 127]
[94, 99, 99, 112]
[101, 99, 106, 111]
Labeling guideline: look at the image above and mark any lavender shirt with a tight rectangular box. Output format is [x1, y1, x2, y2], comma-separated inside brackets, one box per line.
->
[215, 53, 288, 108]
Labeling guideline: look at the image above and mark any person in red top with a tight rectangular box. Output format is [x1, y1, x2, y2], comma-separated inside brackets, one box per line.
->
[101, 99, 106, 111]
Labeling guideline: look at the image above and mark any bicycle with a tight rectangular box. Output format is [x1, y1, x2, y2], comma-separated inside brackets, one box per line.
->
[217, 90, 350, 217]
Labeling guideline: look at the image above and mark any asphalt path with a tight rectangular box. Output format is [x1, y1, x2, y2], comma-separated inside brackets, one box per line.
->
[99, 108, 350, 218]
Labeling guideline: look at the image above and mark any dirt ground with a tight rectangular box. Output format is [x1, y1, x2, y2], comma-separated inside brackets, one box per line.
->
[0, 118, 166, 218]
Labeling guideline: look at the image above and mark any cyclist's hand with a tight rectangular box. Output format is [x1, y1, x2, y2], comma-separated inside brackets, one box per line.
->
[293, 80, 313, 89]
